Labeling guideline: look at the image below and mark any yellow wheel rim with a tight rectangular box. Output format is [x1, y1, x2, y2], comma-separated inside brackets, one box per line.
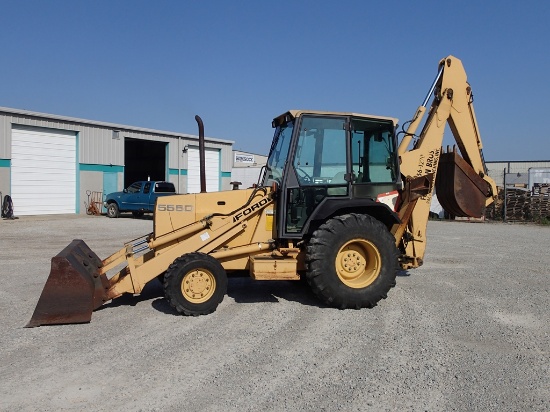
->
[335, 239, 381, 288]
[181, 269, 216, 304]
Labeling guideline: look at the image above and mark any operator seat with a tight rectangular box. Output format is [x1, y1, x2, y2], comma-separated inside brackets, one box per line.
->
[327, 171, 347, 196]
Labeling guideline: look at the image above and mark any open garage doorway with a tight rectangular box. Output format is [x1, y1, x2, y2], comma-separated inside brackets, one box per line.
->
[124, 138, 167, 187]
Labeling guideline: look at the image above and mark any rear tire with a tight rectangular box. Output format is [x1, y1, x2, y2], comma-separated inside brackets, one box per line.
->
[305, 213, 398, 309]
[164, 253, 227, 316]
[107, 203, 119, 218]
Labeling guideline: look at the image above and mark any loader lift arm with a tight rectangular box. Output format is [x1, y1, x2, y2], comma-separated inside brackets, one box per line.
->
[393, 55, 497, 269]
[26, 186, 278, 327]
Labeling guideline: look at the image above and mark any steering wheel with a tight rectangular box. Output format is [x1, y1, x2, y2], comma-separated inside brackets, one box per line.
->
[295, 167, 313, 184]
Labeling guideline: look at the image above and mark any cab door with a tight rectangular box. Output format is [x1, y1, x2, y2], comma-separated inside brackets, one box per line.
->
[280, 115, 349, 238]
[122, 182, 144, 210]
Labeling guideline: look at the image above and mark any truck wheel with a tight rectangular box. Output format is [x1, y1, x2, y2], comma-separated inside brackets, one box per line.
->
[305, 213, 398, 309]
[107, 203, 119, 218]
[164, 252, 227, 316]
[132, 211, 144, 218]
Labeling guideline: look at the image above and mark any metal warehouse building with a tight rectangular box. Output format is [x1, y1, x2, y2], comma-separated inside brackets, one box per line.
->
[0, 107, 234, 216]
[486, 160, 550, 187]
[231, 150, 268, 189]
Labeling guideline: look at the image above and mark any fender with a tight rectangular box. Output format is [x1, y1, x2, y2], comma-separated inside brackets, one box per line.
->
[303, 197, 400, 235]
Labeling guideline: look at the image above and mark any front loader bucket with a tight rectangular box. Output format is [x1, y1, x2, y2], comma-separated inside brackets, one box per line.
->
[26, 240, 108, 327]
[435, 150, 492, 218]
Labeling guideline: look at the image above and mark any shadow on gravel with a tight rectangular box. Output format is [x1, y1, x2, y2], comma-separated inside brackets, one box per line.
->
[397, 269, 411, 277]
[98, 272, 407, 315]
[104, 214, 154, 220]
[96, 269, 409, 316]
[226, 277, 324, 309]
[98, 275, 326, 315]
[96, 279, 164, 311]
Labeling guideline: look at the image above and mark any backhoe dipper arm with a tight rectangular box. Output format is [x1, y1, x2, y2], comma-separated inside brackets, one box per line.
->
[394, 55, 497, 269]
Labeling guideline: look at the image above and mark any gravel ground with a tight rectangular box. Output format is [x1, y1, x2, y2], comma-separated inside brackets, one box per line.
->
[0, 215, 548, 411]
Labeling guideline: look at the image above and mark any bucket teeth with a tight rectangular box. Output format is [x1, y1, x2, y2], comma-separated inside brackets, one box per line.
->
[26, 240, 107, 327]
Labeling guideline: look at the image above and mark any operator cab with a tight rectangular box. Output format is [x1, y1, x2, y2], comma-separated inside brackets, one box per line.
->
[262, 110, 401, 238]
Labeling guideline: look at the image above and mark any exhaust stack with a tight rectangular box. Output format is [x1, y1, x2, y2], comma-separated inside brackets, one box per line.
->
[195, 115, 207, 193]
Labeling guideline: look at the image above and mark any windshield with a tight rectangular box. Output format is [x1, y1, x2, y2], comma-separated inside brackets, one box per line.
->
[262, 119, 294, 185]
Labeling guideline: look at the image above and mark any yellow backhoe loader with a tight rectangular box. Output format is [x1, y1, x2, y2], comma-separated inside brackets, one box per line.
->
[27, 55, 497, 327]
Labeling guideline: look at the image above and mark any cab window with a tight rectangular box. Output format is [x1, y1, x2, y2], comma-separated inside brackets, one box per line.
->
[351, 118, 397, 183]
[293, 116, 347, 187]
[127, 182, 142, 194]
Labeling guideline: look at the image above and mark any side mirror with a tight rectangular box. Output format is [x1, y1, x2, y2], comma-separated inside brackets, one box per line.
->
[270, 181, 279, 199]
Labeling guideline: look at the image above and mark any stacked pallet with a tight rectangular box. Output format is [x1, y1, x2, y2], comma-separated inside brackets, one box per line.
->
[505, 188, 530, 221]
[486, 187, 504, 220]
[532, 183, 549, 196]
[502, 188, 550, 222]
[530, 193, 550, 220]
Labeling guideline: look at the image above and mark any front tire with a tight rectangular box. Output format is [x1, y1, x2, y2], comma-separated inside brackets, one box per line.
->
[107, 203, 119, 218]
[305, 213, 398, 309]
[164, 253, 227, 316]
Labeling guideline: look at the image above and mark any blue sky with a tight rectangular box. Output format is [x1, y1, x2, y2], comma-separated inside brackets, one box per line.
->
[1, 1, 549, 160]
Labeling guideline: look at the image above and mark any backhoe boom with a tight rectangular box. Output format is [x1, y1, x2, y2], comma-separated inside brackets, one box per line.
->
[394, 56, 497, 269]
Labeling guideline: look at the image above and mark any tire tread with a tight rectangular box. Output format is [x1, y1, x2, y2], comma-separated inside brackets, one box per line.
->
[305, 213, 398, 309]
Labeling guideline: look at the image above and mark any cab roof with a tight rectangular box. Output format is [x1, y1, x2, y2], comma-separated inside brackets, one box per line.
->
[272, 110, 398, 128]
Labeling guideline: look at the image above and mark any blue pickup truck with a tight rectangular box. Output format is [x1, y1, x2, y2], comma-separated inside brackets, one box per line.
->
[104, 181, 176, 218]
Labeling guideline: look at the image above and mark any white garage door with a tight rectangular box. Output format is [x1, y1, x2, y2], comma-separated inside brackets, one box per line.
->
[11, 127, 77, 215]
[187, 147, 220, 193]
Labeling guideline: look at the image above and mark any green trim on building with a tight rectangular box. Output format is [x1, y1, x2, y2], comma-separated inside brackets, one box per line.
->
[0, 159, 10, 167]
[169, 168, 188, 175]
[78, 163, 123, 213]
[220, 171, 231, 189]
[80, 163, 124, 173]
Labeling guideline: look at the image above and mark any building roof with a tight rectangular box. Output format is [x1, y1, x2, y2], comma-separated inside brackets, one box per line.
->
[0, 106, 234, 145]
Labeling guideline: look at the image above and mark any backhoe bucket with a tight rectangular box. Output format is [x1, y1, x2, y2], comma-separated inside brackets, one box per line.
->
[435, 150, 491, 218]
[26, 240, 108, 327]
